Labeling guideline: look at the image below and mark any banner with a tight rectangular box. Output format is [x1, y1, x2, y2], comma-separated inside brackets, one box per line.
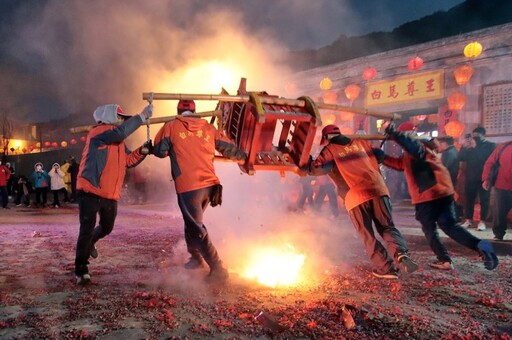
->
[365, 70, 444, 107]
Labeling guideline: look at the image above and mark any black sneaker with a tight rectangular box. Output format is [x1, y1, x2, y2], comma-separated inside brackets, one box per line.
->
[397, 254, 419, 273]
[477, 240, 499, 270]
[372, 267, 399, 279]
[205, 267, 229, 284]
[184, 257, 205, 269]
[76, 273, 91, 285]
[90, 244, 98, 259]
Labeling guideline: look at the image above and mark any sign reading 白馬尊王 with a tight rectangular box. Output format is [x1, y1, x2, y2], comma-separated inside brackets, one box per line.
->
[364, 70, 444, 107]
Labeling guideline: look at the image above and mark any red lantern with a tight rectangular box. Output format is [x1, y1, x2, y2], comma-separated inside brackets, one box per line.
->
[322, 113, 336, 125]
[453, 65, 474, 85]
[22, 148, 27, 153]
[80, 136, 86, 142]
[70, 139, 77, 145]
[322, 91, 338, 104]
[362, 67, 377, 81]
[447, 92, 467, 111]
[29, 145, 35, 151]
[344, 84, 361, 101]
[44, 141, 51, 147]
[444, 120, 465, 139]
[52, 142, 58, 147]
[408, 56, 424, 71]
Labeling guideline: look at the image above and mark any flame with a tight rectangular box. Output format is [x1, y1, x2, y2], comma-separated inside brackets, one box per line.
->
[242, 244, 306, 288]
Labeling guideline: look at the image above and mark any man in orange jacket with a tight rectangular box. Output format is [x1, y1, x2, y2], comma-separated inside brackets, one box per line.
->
[308, 124, 418, 279]
[153, 100, 247, 284]
[74, 103, 153, 285]
[383, 122, 498, 271]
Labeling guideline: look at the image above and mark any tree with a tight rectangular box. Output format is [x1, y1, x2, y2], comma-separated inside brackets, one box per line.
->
[1, 113, 13, 159]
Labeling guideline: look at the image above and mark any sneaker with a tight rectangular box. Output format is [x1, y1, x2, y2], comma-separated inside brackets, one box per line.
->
[460, 220, 473, 228]
[16, 204, 22, 207]
[476, 222, 486, 231]
[372, 267, 399, 279]
[429, 261, 454, 270]
[184, 257, 205, 269]
[90, 244, 98, 259]
[397, 254, 419, 273]
[205, 267, 229, 284]
[477, 240, 499, 270]
[76, 273, 91, 285]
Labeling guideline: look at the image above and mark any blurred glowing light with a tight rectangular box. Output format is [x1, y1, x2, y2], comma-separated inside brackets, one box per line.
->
[344, 84, 361, 101]
[362, 67, 377, 81]
[454, 65, 474, 85]
[408, 56, 424, 71]
[243, 244, 306, 287]
[447, 92, 466, 111]
[319, 77, 332, 91]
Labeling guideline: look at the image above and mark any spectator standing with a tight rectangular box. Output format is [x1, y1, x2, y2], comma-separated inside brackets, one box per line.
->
[68, 157, 79, 202]
[458, 127, 496, 231]
[6, 162, 16, 199]
[48, 162, 68, 208]
[437, 136, 463, 221]
[295, 176, 315, 212]
[14, 175, 31, 207]
[308, 124, 418, 279]
[153, 99, 247, 284]
[60, 159, 72, 200]
[482, 141, 512, 240]
[0, 159, 11, 209]
[382, 123, 499, 271]
[31, 162, 49, 208]
[314, 175, 340, 218]
[74, 103, 152, 285]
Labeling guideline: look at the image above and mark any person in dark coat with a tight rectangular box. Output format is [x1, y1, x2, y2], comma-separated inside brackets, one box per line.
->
[67, 157, 79, 202]
[458, 127, 496, 231]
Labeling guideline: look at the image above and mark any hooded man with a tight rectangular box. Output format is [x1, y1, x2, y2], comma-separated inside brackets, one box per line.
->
[382, 122, 498, 271]
[48, 162, 67, 208]
[74, 103, 153, 285]
[152, 100, 247, 284]
[31, 162, 49, 208]
[307, 124, 418, 279]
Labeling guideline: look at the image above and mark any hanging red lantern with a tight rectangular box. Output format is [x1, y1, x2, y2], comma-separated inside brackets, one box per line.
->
[80, 136, 86, 142]
[362, 67, 377, 81]
[70, 138, 77, 145]
[44, 141, 51, 147]
[29, 145, 35, 151]
[453, 64, 474, 85]
[319, 77, 333, 91]
[322, 91, 338, 104]
[52, 142, 58, 147]
[344, 84, 361, 101]
[408, 56, 424, 71]
[444, 120, 465, 139]
[464, 41, 483, 59]
[447, 92, 467, 111]
[22, 148, 27, 153]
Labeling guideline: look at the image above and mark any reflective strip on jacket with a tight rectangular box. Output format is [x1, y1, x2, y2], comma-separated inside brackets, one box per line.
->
[77, 115, 145, 200]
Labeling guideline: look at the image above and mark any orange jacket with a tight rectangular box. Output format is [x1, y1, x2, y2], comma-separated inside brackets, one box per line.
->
[383, 133, 453, 204]
[311, 137, 389, 211]
[77, 116, 146, 200]
[153, 116, 246, 194]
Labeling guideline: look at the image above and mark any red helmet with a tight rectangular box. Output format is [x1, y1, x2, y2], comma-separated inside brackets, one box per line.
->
[177, 100, 195, 114]
[397, 122, 415, 132]
[321, 124, 340, 145]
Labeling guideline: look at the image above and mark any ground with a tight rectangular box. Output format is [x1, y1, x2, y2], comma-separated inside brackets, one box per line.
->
[0, 203, 511, 339]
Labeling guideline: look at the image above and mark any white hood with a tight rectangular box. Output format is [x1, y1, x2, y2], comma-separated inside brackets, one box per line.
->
[93, 104, 122, 124]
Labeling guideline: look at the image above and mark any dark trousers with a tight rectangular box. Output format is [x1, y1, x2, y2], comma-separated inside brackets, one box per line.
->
[75, 191, 117, 275]
[297, 184, 314, 209]
[34, 187, 48, 206]
[493, 189, 512, 239]
[0, 186, 8, 208]
[52, 188, 69, 206]
[465, 180, 490, 221]
[315, 184, 339, 217]
[177, 186, 223, 270]
[348, 196, 408, 272]
[415, 195, 481, 263]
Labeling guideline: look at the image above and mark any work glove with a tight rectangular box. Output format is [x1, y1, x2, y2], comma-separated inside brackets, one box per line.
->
[140, 104, 153, 122]
[140, 140, 153, 155]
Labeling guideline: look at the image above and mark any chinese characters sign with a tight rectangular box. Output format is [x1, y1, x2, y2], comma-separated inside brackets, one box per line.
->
[364, 71, 444, 107]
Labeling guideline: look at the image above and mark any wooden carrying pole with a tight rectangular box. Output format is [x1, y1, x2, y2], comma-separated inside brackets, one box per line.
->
[70, 110, 221, 134]
[142, 92, 401, 120]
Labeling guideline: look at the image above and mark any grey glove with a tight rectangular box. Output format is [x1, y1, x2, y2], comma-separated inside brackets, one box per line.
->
[140, 104, 153, 121]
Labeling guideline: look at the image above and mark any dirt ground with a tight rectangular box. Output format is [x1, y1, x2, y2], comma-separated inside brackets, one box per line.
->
[0, 203, 511, 339]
